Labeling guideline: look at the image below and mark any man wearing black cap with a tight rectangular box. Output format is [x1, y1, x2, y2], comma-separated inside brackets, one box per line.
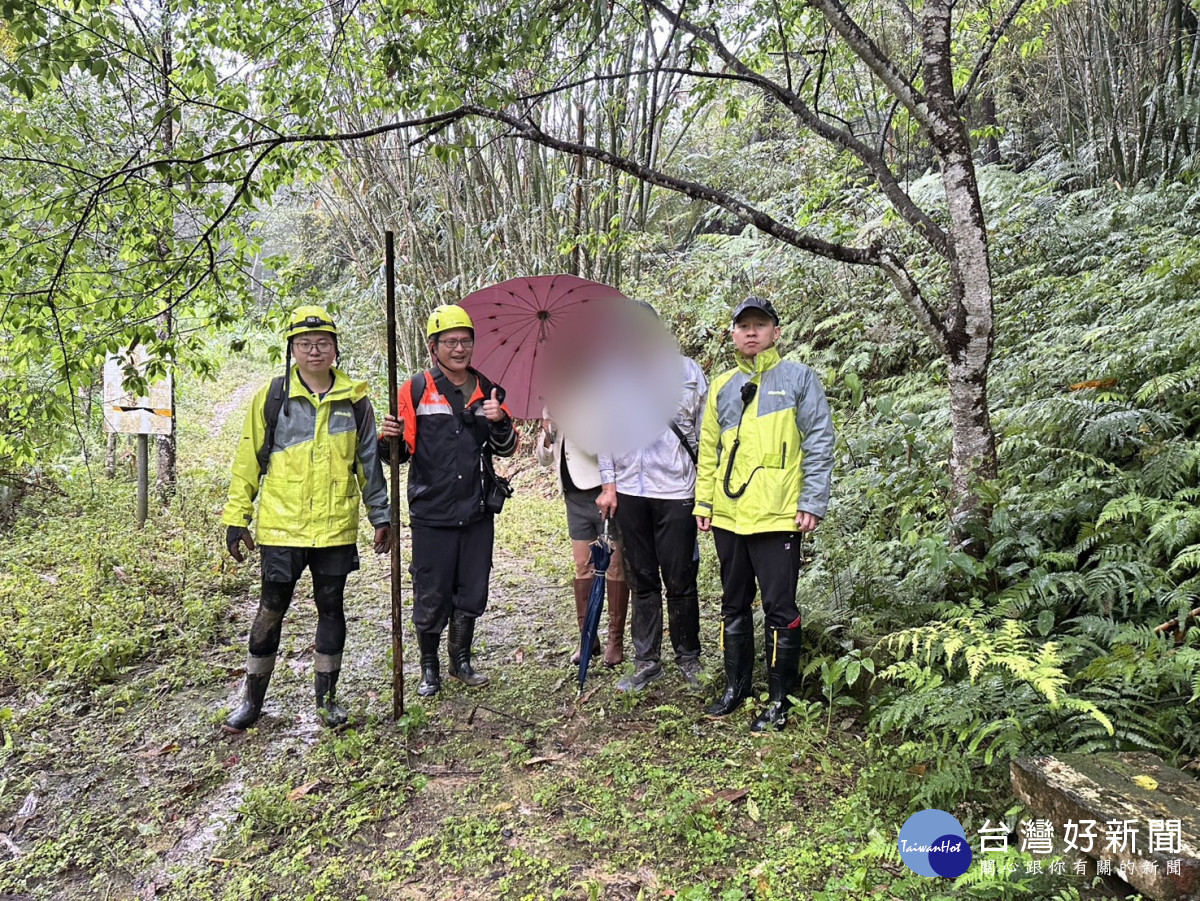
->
[693, 296, 835, 731]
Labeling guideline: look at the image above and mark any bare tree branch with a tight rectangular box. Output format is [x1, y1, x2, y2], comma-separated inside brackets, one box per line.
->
[643, 0, 949, 256]
[463, 102, 876, 265]
[805, 0, 931, 129]
[957, 0, 1029, 106]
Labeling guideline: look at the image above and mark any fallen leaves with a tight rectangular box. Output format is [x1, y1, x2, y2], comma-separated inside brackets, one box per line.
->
[139, 740, 181, 758]
[522, 754, 565, 767]
[696, 788, 749, 806]
[287, 780, 323, 801]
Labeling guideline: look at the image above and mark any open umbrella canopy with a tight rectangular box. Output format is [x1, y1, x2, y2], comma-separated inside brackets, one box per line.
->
[458, 275, 629, 420]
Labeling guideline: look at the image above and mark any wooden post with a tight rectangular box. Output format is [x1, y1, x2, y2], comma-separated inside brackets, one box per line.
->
[385, 230, 405, 719]
[136, 434, 149, 527]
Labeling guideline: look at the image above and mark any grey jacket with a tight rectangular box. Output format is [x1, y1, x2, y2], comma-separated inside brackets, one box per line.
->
[599, 355, 707, 500]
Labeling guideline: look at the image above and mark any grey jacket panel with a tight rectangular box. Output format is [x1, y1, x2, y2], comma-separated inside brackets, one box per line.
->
[783, 361, 835, 518]
[354, 401, 391, 528]
[599, 355, 707, 500]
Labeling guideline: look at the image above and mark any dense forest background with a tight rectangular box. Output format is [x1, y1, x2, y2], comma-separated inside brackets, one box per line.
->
[1, 0, 1199, 898]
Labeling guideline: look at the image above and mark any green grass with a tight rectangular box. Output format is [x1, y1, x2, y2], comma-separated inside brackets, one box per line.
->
[0, 333, 1128, 901]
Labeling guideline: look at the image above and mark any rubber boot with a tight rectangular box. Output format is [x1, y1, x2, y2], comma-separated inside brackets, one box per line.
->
[603, 579, 629, 667]
[314, 654, 348, 728]
[571, 578, 599, 665]
[448, 612, 489, 687]
[417, 631, 442, 698]
[704, 616, 754, 717]
[222, 657, 274, 733]
[750, 627, 802, 732]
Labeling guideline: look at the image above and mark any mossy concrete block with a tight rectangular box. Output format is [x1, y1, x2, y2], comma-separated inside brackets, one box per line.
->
[1012, 752, 1199, 900]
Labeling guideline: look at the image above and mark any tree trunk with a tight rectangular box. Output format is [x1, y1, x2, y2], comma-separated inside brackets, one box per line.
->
[106, 432, 118, 479]
[924, 0, 999, 542]
[980, 92, 1000, 164]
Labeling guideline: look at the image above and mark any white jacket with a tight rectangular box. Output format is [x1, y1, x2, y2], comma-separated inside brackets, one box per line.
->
[536, 408, 603, 492]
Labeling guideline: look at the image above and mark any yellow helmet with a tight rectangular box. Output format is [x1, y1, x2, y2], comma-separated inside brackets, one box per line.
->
[286, 305, 338, 339]
[426, 304, 474, 338]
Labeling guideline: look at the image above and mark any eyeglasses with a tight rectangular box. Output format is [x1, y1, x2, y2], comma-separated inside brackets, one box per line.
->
[294, 339, 335, 353]
[438, 338, 474, 350]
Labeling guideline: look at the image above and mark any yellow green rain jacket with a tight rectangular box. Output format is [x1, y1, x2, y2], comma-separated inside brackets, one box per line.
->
[222, 366, 390, 547]
[693, 347, 834, 534]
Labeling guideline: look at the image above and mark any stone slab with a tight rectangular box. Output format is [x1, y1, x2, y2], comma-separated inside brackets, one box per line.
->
[1012, 752, 1200, 900]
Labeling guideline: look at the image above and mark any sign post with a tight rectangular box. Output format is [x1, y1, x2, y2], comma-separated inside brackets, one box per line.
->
[103, 349, 173, 528]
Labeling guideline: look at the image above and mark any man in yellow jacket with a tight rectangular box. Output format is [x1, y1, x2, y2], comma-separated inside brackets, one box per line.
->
[694, 296, 834, 731]
[221, 305, 391, 732]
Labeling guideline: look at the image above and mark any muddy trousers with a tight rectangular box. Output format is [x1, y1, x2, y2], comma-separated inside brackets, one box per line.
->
[409, 517, 494, 635]
[616, 494, 701, 666]
[247, 574, 348, 665]
[226, 574, 348, 731]
[246, 575, 349, 700]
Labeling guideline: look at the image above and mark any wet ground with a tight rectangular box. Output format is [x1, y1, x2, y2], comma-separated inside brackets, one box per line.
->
[0, 379, 851, 901]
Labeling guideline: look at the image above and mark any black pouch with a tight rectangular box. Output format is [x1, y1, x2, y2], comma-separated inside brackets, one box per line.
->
[483, 471, 514, 514]
[480, 449, 513, 514]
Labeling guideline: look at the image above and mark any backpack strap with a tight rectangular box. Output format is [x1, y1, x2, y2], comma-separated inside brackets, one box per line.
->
[258, 375, 289, 474]
[409, 372, 427, 410]
[669, 420, 698, 467]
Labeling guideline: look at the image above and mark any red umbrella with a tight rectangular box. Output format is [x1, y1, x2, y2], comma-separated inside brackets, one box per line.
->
[458, 275, 629, 420]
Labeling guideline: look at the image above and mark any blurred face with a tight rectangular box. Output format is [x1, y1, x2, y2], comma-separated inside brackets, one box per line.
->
[432, 327, 474, 375]
[731, 312, 780, 357]
[292, 330, 336, 378]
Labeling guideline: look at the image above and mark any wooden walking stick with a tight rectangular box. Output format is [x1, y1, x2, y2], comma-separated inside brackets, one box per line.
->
[385, 230, 405, 718]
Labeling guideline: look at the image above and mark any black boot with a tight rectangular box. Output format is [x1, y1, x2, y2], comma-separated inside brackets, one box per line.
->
[750, 627, 802, 732]
[314, 659, 348, 728]
[223, 658, 274, 733]
[448, 612, 489, 687]
[417, 631, 442, 698]
[704, 616, 754, 717]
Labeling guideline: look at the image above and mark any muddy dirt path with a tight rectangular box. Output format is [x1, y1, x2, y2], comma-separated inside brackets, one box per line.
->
[2, 377, 811, 901]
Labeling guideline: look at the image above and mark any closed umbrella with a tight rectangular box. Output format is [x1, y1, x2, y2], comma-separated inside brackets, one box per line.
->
[577, 520, 613, 692]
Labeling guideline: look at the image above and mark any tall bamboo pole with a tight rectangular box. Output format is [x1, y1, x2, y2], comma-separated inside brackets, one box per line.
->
[385, 230, 405, 719]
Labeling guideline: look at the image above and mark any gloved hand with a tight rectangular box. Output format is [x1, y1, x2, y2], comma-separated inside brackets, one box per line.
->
[226, 526, 255, 562]
[374, 525, 393, 555]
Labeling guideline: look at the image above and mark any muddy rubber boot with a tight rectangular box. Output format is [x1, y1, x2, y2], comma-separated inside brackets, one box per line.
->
[448, 612, 489, 687]
[704, 617, 754, 717]
[571, 578, 599, 665]
[314, 655, 348, 728]
[417, 631, 442, 698]
[750, 627, 802, 732]
[222, 656, 275, 733]
[603, 579, 629, 667]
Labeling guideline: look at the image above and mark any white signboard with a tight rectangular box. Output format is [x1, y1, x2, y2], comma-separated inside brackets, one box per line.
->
[103, 349, 173, 436]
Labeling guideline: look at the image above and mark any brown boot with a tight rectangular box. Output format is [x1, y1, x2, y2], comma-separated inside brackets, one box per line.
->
[570, 578, 599, 665]
[603, 579, 629, 666]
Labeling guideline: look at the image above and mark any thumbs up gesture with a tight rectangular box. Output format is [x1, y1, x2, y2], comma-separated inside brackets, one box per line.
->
[482, 387, 506, 423]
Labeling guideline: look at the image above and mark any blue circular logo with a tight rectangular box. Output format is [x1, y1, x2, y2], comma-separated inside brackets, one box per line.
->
[898, 809, 972, 878]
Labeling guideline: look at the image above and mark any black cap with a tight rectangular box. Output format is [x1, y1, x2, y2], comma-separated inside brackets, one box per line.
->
[731, 295, 779, 325]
